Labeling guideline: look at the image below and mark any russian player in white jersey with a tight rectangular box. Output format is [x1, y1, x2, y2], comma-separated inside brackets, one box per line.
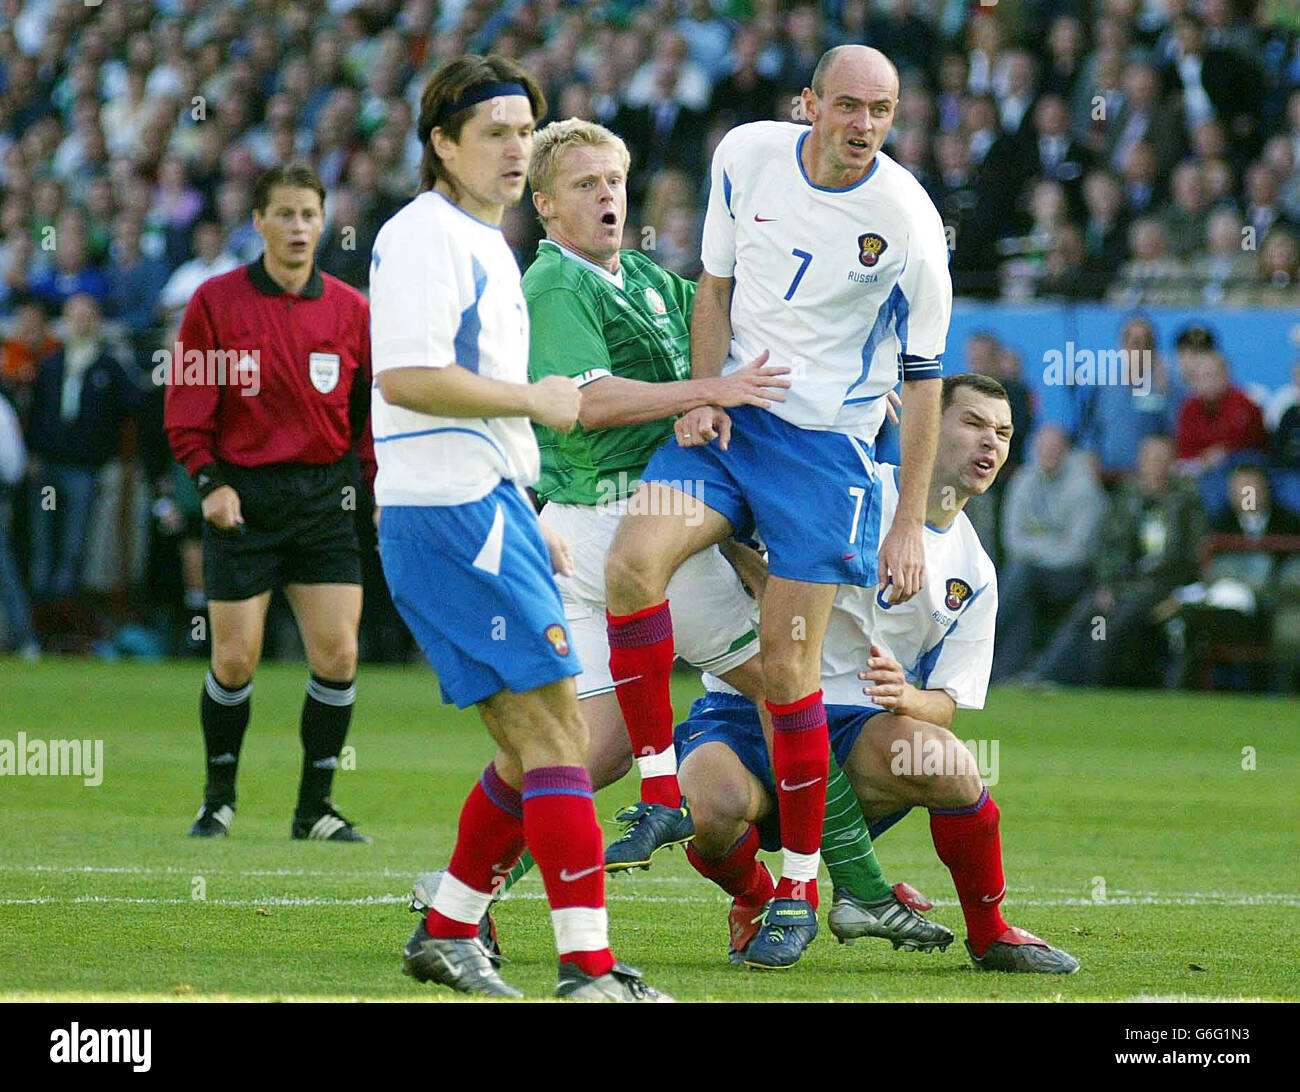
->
[604, 45, 949, 969]
[677, 375, 1080, 973]
[369, 55, 668, 1002]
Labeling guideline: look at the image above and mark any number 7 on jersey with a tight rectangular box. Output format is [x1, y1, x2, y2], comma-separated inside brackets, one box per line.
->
[783, 249, 813, 301]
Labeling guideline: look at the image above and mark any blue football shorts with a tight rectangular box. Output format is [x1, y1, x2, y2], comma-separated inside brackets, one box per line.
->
[641, 404, 884, 586]
[379, 479, 581, 708]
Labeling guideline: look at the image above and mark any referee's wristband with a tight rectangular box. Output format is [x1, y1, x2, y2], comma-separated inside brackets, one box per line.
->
[192, 463, 226, 500]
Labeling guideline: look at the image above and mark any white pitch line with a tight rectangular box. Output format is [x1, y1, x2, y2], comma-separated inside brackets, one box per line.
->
[3, 866, 1295, 904]
[0, 893, 1296, 908]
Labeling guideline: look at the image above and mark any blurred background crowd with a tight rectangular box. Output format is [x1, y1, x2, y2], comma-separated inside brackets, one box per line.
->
[0, 0, 1297, 690]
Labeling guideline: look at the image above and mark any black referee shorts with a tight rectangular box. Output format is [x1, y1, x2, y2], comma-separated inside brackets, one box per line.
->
[202, 460, 362, 602]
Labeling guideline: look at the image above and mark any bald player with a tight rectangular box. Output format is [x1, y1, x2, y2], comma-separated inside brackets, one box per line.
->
[604, 45, 951, 968]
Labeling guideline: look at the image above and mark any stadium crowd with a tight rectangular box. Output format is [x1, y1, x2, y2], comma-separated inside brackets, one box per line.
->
[0, 0, 1297, 689]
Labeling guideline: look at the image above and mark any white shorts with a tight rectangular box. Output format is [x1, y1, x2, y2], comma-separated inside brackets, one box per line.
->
[539, 501, 760, 699]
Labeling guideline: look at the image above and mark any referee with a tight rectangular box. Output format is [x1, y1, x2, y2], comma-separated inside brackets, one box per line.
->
[165, 163, 373, 842]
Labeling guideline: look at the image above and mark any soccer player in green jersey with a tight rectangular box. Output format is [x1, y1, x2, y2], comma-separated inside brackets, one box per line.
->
[521, 118, 787, 869]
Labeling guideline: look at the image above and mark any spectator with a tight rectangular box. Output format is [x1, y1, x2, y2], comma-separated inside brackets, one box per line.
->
[1119, 138, 1161, 216]
[1224, 226, 1300, 306]
[1034, 223, 1093, 300]
[1275, 401, 1300, 469]
[28, 207, 109, 309]
[1159, 160, 1209, 258]
[158, 221, 239, 323]
[676, 0, 734, 84]
[0, 228, 34, 314]
[0, 297, 59, 422]
[1244, 162, 1295, 243]
[1023, 94, 1092, 216]
[864, 0, 939, 80]
[625, 30, 711, 114]
[0, 385, 37, 656]
[935, 51, 968, 133]
[24, 293, 141, 601]
[1042, 14, 1086, 101]
[1176, 351, 1270, 476]
[104, 215, 169, 337]
[1077, 316, 1181, 478]
[1107, 61, 1186, 172]
[1193, 207, 1255, 304]
[1265, 362, 1300, 433]
[994, 50, 1038, 140]
[1160, 12, 1264, 158]
[1211, 463, 1300, 536]
[215, 180, 263, 265]
[1108, 217, 1186, 305]
[993, 424, 1107, 682]
[1026, 434, 1204, 687]
[1081, 169, 1131, 282]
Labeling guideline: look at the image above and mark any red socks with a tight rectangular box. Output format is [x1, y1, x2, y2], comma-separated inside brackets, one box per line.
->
[768, 690, 829, 908]
[607, 601, 680, 808]
[687, 824, 774, 908]
[427, 763, 525, 938]
[522, 766, 616, 978]
[929, 788, 1009, 956]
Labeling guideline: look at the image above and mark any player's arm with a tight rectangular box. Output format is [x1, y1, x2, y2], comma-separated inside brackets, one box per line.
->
[879, 203, 952, 601]
[371, 229, 579, 432]
[691, 130, 739, 382]
[860, 645, 957, 727]
[689, 272, 734, 381]
[880, 377, 941, 600]
[376, 364, 578, 432]
[866, 576, 997, 723]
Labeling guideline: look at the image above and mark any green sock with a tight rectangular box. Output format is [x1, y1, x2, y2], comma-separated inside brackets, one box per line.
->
[499, 851, 534, 896]
[820, 759, 893, 902]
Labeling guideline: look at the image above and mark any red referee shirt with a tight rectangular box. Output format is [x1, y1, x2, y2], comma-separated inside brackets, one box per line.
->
[164, 258, 376, 493]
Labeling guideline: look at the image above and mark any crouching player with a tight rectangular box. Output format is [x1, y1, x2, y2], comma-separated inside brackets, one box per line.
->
[678, 374, 1080, 973]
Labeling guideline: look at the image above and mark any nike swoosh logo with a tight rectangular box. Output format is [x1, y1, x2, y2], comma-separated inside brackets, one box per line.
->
[753, 215, 778, 222]
[685, 731, 705, 742]
[559, 865, 603, 882]
[779, 777, 824, 792]
[491, 861, 513, 874]
[982, 883, 1007, 903]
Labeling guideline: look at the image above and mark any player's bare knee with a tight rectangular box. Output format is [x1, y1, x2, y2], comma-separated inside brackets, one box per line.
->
[589, 747, 632, 791]
[680, 749, 752, 854]
[311, 635, 358, 681]
[210, 648, 256, 689]
[604, 540, 667, 612]
[759, 643, 820, 704]
[869, 715, 983, 809]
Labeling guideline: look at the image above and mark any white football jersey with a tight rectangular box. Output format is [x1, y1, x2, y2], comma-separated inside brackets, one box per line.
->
[703, 464, 996, 709]
[701, 122, 952, 442]
[822, 464, 997, 709]
[369, 190, 539, 506]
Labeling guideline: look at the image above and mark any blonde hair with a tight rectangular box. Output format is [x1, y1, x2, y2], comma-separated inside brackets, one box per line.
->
[528, 117, 631, 200]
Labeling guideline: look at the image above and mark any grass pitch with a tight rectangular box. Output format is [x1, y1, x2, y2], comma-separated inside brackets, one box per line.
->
[0, 658, 1296, 1002]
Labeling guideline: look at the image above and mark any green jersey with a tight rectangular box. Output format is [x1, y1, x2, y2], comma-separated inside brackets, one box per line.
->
[523, 241, 694, 506]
